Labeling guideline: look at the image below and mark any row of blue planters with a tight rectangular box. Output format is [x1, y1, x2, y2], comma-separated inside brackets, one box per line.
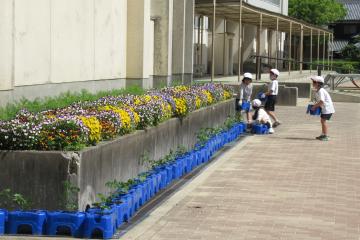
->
[0, 122, 246, 239]
[306, 104, 321, 115]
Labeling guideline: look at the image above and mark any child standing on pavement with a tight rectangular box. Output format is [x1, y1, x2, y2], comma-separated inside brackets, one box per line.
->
[238, 72, 253, 123]
[265, 69, 281, 127]
[311, 76, 335, 141]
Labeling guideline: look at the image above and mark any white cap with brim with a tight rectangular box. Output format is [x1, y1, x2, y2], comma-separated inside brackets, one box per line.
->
[252, 99, 262, 107]
[270, 69, 280, 77]
[243, 72, 253, 80]
[310, 76, 324, 83]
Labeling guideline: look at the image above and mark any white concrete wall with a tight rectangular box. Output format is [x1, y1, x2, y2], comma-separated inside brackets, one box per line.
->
[151, 0, 173, 77]
[126, 0, 152, 79]
[0, 0, 14, 90]
[0, 0, 127, 90]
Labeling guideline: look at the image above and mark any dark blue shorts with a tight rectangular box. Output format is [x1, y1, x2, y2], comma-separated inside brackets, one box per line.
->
[321, 113, 332, 120]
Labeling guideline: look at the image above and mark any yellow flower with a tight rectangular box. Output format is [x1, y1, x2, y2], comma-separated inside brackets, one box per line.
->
[174, 97, 188, 117]
[98, 105, 134, 132]
[202, 90, 213, 105]
[223, 90, 231, 99]
[80, 116, 102, 143]
[195, 97, 202, 109]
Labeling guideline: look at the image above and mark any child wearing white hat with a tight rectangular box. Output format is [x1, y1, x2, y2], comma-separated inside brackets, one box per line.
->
[237, 72, 253, 123]
[251, 99, 274, 134]
[265, 69, 281, 127]
[311, 76, 335, 141]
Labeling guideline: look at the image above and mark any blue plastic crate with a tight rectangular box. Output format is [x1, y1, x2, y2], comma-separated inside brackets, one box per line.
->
[252, 124, 269, 134]
[111, 201, 127, 228]
[0, 209, 6, 235]
[241, 101, 251, 111]
[306, 104, 321, 115]
[6, 210, 47, 235]
[83, 208, 116, 239]
[46, 211, 85, 237]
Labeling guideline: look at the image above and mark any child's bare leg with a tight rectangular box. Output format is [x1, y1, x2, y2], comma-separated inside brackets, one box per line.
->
[321, 118, 328, 135]
[246, 112, 251, 123]
[266, 111, 279, 122]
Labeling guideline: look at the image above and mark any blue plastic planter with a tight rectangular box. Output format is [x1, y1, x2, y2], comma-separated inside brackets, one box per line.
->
[83, 208, 116, 239]
[6, 210, 47, 235]
[46, 211, 85, 237]
[165, 165, 173, 185]
[119, 193, 132, 221]
[128, 189, 138, 214]
[0, 209, 6, 235]
[306, 104, 321, 115]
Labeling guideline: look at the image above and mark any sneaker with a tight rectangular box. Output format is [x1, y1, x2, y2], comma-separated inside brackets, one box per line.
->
[316, 135, 329, 141]
[273, 121, 281, 127]
[268, 128, 275, 134]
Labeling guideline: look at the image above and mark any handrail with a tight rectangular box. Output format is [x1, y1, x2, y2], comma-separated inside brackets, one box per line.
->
[249, 55, 360, 80]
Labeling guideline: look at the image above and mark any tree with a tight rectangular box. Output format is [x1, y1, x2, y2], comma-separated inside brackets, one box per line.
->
[341, 44, 360, 60]
[289, 0, 346, 25]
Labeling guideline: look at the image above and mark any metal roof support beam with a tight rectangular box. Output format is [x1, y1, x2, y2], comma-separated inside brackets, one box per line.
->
[327, 32, 330, 71]
[310, 28, 313, 73]
[256, 13, 262, 80]
[223, 19, 226, 75]
[288, 21, 292, 75]
[300, 24, 303, 74]
[211, 0, 216, 82]
[323, 31, 326, 72]
[275, 17, 279, 69]
[237, 0, 243, 82]
[331, 34, 334, 71]
[317, 30, 320, 73]
[200, 15, 204, 75]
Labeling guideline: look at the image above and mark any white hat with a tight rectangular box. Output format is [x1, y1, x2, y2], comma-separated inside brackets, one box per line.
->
[270, 69, 280, 77]
[243, 72, 253, 79]
[252, 99, 262, 107]
[310, 76, 324, 83]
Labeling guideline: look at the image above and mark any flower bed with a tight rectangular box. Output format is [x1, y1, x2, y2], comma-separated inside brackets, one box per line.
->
[0, 84, 232, 151]
[0, 120, 246, 239]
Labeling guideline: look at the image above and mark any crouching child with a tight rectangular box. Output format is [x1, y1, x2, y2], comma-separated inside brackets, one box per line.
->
[251, 99, 275, 134]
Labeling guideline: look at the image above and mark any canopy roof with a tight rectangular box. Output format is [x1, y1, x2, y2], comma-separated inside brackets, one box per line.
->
[195, 0, 333, 36]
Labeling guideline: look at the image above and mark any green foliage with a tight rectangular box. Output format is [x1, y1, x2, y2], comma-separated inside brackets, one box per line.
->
[341, 44, 360, 61]
[0, 86, 145, 121]
[0, 189, 31, 211]
[62, 181, 80, 211]
[313, 59, 360, 73]
[289, 0, 346, 25]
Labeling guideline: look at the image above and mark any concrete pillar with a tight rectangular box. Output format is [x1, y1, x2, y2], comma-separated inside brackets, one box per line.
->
[0, 0, 14, 90]
[126, 0, 152, 79]
[151, 0, 173, 85]
[183, 0, 194, 83]
[172, 0, 186, 82]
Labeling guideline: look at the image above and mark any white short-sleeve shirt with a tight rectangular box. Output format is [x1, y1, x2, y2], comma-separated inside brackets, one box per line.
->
[268, 80, 278, 95]
[256, 108, 272, 125]
[315, 88, 335, 114]
[240, 83, 253, 101]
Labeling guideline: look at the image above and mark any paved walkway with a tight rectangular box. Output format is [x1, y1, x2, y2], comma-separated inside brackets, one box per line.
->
[2, 102, 360, 240]
[122, 102, 360, 240]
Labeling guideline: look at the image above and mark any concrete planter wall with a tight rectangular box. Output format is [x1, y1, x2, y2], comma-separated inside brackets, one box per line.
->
[0, 99, 235, 211]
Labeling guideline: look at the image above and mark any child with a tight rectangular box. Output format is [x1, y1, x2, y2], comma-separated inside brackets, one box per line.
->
[264, 69, 281, 127]
[238, 72, 253, 123]
[252, 99, 274, 134]
[311, 76, 335, 141]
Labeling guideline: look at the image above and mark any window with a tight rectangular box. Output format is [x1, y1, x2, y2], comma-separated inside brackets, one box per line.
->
[344, 25, 357, 35]
[262, 0, 281, 6]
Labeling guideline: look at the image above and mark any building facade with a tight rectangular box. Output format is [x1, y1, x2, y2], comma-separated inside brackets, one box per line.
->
[0, 0, 194, 106]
